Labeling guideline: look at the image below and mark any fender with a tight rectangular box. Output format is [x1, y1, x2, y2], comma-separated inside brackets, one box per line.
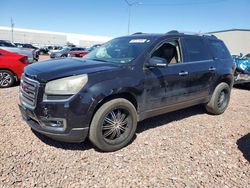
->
[82, 74, 144, 125]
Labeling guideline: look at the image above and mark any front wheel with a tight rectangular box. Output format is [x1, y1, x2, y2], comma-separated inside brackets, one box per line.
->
[205, 82, 231, 115]
[89, 98, 137, 152]
[0, 70, 15, 88]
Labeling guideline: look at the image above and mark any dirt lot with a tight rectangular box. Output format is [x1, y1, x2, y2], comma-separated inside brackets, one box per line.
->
[0, 62, 249, 187]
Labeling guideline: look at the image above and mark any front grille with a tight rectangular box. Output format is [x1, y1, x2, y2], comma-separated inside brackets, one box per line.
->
[20, 75, 39, 109]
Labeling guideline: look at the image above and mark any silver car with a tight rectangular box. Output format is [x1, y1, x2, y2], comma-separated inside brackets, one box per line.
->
[0, 40, 35, 63]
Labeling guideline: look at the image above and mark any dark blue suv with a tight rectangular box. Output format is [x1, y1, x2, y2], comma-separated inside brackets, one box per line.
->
[19, 31, 235, 151]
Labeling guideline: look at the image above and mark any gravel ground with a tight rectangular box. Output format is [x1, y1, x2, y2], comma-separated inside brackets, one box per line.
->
[0, 70, 249, 187]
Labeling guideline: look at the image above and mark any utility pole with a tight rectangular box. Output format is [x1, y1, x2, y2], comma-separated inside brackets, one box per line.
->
[10, 17, 14, 43]
[124, 0, 141, 35]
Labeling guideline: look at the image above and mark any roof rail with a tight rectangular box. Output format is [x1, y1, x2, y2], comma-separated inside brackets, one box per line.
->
[202, 33, 218, 39]
[132, 32, 144, 35]
[167, 30, 180, 34]
[166, 30, 218, 38]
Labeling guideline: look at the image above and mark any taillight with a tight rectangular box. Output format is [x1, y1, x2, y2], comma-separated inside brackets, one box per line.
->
[19, 56, 29, 64]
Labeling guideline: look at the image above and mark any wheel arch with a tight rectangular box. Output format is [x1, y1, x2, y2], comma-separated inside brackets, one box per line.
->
[88, 92, 139, 127]
[220, 75, 234, 88]
[93, 92, 138, 114]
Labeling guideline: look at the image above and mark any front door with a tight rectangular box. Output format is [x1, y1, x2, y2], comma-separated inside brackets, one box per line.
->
[143, 38, 191, 111]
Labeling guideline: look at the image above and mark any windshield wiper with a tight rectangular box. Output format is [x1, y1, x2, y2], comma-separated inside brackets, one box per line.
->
[89, 58, 109, 62]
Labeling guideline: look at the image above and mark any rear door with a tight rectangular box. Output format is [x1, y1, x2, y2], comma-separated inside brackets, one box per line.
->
[181, 37, 216, 99]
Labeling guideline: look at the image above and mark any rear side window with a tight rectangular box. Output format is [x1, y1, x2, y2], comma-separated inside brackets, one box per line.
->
[184, 38, 210, 62]
[209, 40, 231, 59]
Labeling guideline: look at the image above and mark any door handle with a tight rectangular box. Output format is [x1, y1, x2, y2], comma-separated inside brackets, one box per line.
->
[209, 67, 216, 71]
[179, 71, 189, 76]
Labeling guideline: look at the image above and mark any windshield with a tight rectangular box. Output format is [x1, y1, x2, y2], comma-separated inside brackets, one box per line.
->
[84, 37, 153, 64]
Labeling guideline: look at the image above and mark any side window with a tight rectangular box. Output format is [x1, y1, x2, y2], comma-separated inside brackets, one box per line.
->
[184, 38, 210, 62]
[151, 39, 182, 65]
[209, 40, 231, 59]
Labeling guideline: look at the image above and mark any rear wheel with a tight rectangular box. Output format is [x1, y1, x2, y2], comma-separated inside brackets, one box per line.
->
[205, 82, 231, 115]
[89, 98, 137, 152]
[0, 70, 15, 88]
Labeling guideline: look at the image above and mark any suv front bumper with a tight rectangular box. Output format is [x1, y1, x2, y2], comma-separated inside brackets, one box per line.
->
[19, 104, 89, 143]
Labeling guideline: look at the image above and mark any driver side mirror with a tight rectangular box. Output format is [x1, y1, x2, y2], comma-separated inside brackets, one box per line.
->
[146, 56, 168, 68]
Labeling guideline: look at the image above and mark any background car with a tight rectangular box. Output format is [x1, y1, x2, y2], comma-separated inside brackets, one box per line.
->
[233, 53, 250, 86]
[14, 43, 38, 50]
[0, 49, 29, 88]
[67, 44, 102, 58]
[68, 47, 88, 57]
[37, 46, 49, 55]
[50, 47, 70, 58]
[50, 47, 86, 58]
[14, 43, 39, 61]
[0, 40, 36, 63]
[47, 46, 63, 55]
[86, 44, 102, 52]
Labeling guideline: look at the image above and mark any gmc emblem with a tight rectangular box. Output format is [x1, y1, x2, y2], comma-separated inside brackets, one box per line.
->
[21, 82, 29, 92]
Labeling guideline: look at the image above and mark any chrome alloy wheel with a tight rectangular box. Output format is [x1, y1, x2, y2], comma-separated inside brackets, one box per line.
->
[102, 108, 131, 142]
[0, 72, 13, 87]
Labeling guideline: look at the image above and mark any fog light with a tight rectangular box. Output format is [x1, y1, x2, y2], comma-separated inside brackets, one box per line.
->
[49, 120, 64, 127]
[40, 117, 66, 132]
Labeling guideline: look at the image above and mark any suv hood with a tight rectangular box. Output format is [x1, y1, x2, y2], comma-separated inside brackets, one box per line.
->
[24, 58, 121, 82]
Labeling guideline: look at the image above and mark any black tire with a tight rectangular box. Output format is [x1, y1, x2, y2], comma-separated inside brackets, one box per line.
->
[205, 82, 231, 115]
[0, 70, 15, 88]
[243, 82, 250, 89]
[89, 98, 137, 152]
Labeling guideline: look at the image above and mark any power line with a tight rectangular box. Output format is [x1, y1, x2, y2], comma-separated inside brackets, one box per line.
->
[124, 0, 131, 5]
[123, 0, 229, 34]
[125, 0, 229, 6]
[124, 0, 142, 34]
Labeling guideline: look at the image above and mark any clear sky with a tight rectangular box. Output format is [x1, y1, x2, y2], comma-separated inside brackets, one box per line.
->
[1, 0, 249, 37]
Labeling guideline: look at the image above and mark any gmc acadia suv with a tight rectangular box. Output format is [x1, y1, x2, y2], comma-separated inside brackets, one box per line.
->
[19, 31, 235, 151]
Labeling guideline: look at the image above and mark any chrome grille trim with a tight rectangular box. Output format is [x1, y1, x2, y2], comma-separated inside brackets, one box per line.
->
[19, 75, 40, 109]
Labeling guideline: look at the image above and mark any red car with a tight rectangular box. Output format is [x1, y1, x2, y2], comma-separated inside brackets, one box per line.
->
[68, 45, 102, 58]
[0, 49, 29, 88]
[68, 50, 89, 58]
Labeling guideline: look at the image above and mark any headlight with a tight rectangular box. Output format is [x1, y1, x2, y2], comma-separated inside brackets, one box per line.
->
[45, 74, 88, 95]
